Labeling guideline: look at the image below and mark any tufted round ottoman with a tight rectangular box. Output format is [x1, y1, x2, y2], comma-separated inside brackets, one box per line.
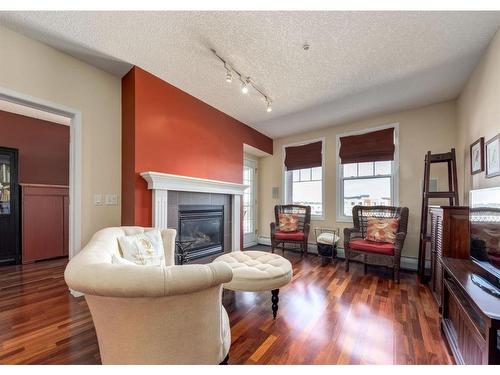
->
[213, 250, 293, 319]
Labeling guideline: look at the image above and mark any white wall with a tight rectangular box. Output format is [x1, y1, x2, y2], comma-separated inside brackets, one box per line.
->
[457, 29, 500, 202]
[259, 101, 457, 260]
[0, 25, 122, 247]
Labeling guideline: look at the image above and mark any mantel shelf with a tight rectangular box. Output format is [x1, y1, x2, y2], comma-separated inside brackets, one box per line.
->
[140, 171, 247, 196]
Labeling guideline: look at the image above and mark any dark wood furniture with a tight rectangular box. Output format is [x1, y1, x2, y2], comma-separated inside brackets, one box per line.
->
[441, 257, 500, 365]
[21, 184, 69, 263]
[270, 204, 311, 256]
[0, 146, 20, 265]
[429, 206, 470, 306]
[344, 205, 409, 283]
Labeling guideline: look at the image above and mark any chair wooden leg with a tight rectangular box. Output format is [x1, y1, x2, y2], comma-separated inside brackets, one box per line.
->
[395, 265, 400, 284]
[345, 257, 349, 272]
[364, 263, 367, 274]
[271, 239, 275, 253]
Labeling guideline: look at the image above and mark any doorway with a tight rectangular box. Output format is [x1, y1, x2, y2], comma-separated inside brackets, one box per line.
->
[243, 157, 258, 248]
[0, 87, 81, 260]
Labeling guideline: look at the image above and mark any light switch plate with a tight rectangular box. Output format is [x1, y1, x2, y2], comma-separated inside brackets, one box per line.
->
[94, 194, 103, 206]
[105, 194, 118, 206]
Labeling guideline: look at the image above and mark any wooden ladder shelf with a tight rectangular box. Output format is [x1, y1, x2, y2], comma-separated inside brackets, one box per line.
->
[417, 148, 459, 282]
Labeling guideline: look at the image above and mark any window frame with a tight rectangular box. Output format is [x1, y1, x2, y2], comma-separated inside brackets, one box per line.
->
[282, 137, 326, 220]
[336, 124, 399, 223]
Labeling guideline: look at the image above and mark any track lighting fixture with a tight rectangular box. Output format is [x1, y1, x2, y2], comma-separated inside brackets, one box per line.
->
[212, 49, 273, 113]
[241, 79, 249, 94]
[224, 63, 232, 83]
[266, 100, 272, 112]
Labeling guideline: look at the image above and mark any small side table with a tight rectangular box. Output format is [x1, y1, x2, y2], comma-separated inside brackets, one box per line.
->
[314, 228, 340, 266]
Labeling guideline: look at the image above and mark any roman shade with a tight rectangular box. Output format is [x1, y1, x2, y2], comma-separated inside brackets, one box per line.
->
[339, 128, 395, 164]
[284, 141, 322, 171]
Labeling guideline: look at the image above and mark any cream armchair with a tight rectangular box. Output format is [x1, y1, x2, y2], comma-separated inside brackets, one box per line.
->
[64, 227, 233, 365]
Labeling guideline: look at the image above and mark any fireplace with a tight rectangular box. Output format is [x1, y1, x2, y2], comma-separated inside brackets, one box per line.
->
[178, 205, 224, 262]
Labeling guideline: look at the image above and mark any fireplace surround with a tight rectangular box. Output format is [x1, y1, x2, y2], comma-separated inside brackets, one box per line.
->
[141, 171, 247, 256]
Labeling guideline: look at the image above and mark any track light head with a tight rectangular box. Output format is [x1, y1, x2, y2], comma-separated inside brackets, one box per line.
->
[241, 80, 249, 94]
[225, 71, 232, 83]
[266, 100, 272, 112]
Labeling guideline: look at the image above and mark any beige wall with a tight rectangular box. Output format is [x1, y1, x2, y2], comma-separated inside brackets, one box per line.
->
[0, 25, 122, 247]
[457, 29, 500, 203]
[258, 101, 457, 260]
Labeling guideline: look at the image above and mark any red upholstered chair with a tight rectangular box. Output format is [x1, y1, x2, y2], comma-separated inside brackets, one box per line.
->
[270, 205, 311, 256]
[344, 205, 409, 283]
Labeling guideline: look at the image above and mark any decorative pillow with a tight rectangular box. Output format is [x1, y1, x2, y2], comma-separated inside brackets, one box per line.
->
[279, 213, 299, 232]
[365, 218, 399, 244]
[117, 229, 165, 266]
[111, 254, 138, 266]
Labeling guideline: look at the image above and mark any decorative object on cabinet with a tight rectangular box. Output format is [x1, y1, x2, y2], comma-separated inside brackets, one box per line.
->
[0, 146, 19, 265]
[417, 148, 459, 282]
[485, 134, 500, 178]
[344, 205, 409, 283]
[441, 257, 500, 365]
[428, 206, 469, 307]
[470, 137, 485, 174]
[21, 184, 69, 263]
[270, 204, 311, 256]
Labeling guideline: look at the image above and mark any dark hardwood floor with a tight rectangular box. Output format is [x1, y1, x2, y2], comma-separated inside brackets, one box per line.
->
[0, 247, 453, 364]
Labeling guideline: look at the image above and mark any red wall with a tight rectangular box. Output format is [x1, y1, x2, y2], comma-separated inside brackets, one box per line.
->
[0, 110, 69, 185]
[122, 66, 273, 227]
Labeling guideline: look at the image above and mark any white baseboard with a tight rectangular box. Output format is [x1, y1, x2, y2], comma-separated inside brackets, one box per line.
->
[257, 236, 424, 272]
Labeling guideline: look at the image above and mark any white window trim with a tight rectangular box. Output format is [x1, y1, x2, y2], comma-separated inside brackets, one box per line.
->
[282, 137, 326, 220]
[336, 123, 400, 223]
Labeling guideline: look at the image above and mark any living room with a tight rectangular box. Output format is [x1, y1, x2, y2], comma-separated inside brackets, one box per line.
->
[0, 1, 499, 370]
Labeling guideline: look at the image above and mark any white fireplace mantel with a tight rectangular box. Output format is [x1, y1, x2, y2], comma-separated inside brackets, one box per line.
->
[140, 171, 247, 251]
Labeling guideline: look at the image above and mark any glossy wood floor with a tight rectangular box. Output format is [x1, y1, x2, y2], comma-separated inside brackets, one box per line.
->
[0, 248, 454, 365]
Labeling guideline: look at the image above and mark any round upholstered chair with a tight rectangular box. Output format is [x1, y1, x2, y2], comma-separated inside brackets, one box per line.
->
[65, 227, 233, 365]
[213, 250, 293, 319]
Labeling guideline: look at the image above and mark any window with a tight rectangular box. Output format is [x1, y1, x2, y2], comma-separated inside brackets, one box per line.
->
[283, 139, 324, 218]
[337, 125, 398, 221]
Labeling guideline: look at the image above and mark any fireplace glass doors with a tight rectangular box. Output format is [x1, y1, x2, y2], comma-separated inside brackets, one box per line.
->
[178, 205, 224, 261]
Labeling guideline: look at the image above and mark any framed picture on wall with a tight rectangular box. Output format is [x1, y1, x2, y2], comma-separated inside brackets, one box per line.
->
[485, 134, 500, 178]
[470, 137, 484, 175]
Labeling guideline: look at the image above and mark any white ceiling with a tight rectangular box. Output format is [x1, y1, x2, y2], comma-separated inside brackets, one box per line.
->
[1, 11, 499, 138]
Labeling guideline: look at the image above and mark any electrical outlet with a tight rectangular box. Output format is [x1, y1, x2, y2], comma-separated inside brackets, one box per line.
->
[94, 194, 103, 206]
[105, 194, 118, 206]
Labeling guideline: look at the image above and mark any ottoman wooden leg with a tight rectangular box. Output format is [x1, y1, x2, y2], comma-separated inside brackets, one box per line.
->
[271, 289, 280, 319]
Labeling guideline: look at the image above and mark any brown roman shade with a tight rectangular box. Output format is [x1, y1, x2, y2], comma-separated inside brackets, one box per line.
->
[284, 141, 322, 171]
[339, 128, 395, 164]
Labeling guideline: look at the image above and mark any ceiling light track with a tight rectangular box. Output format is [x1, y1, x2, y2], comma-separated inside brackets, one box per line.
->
[211, 49, 272, 113]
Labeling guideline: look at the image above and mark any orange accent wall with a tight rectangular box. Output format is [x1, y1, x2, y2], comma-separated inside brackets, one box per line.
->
[122, 66, 273, 229]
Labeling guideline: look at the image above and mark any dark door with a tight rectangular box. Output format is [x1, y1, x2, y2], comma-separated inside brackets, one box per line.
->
[0, 147, 20, 265]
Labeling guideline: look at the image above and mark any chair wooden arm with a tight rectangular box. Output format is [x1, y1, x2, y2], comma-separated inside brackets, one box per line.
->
[394, 232, 407, 257]
[343, 227, 362, 243]
[303, 223, 310, 239]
